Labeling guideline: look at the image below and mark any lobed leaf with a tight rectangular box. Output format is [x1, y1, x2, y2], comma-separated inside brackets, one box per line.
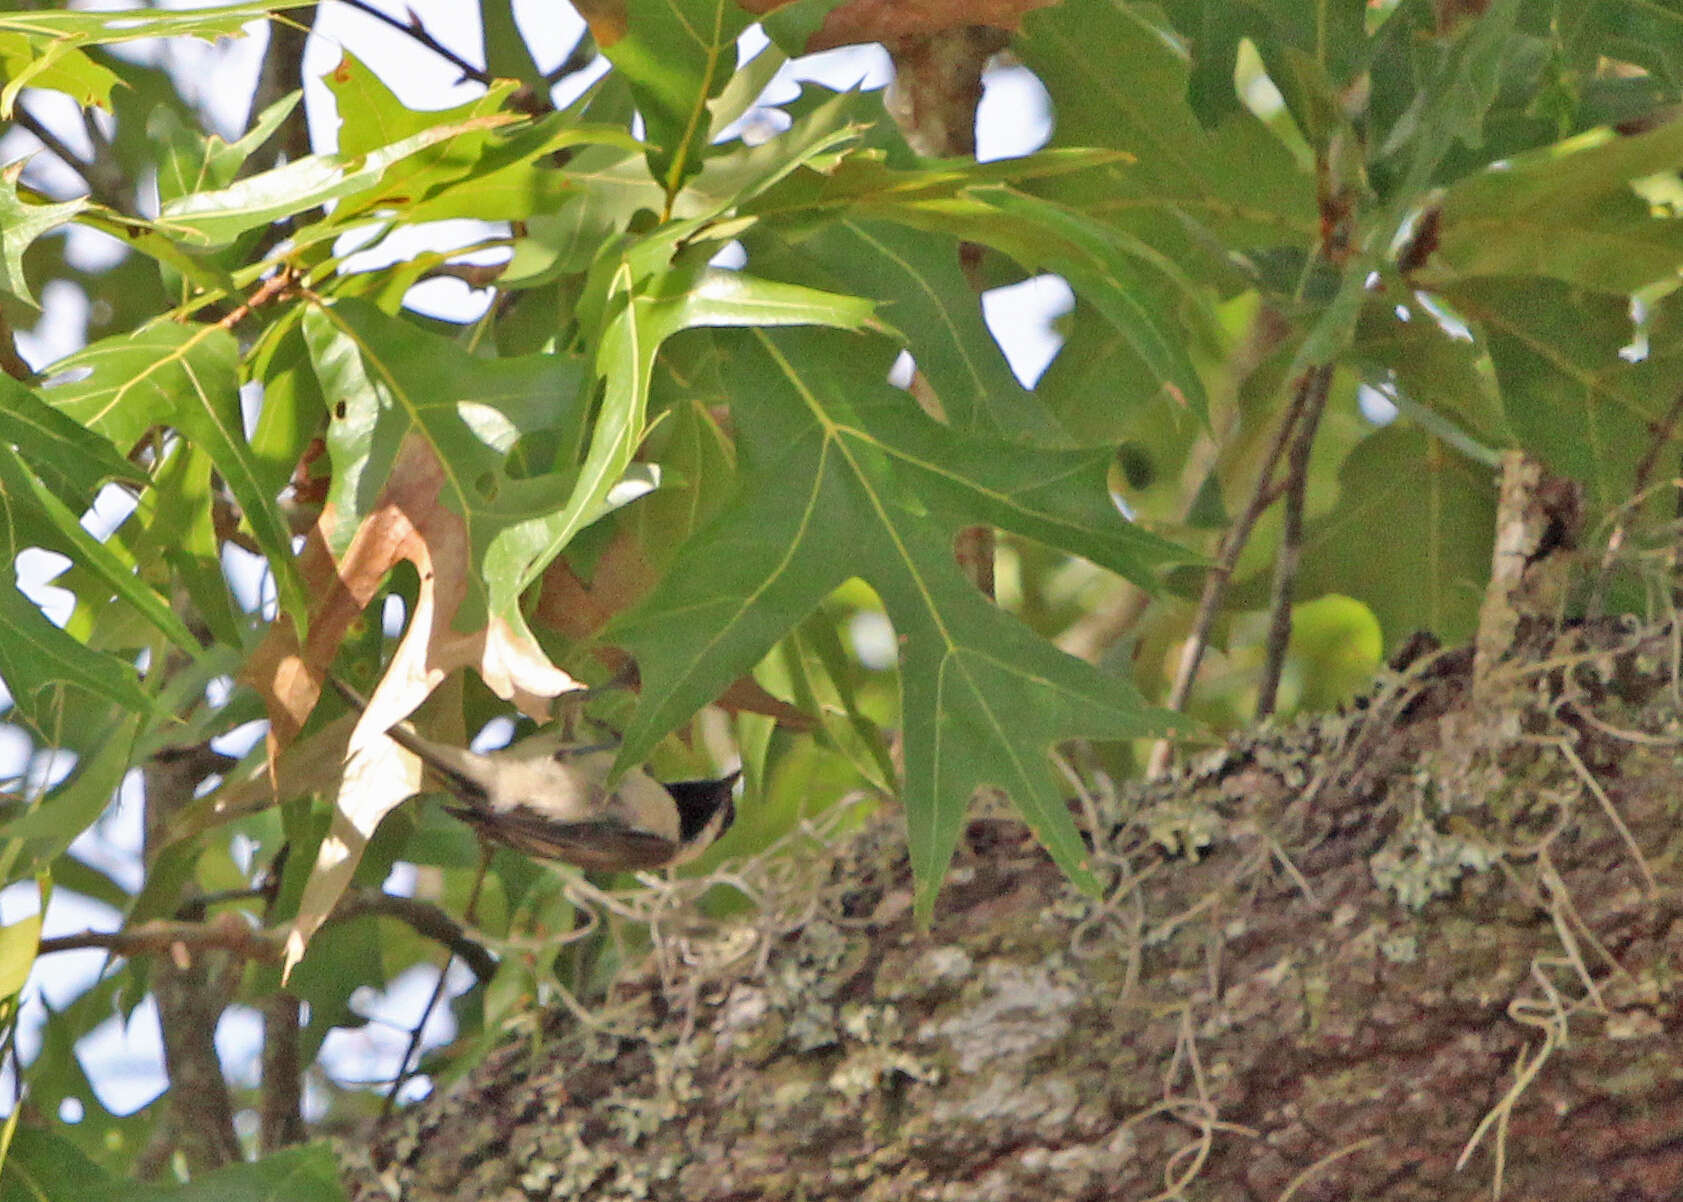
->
[611, 327, 1189, 918]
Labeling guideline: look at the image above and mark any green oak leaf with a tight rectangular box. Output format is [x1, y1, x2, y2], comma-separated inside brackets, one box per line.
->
[595, 0, 753, 195]
[1428, 116, 1683, 294]
[0, 442, 198, 657]
[0, 3, 312, 43]
[484, 256, 878, 633]
[745, 219, 1064, 439]
[0, 160, 85, 308]
[1155, 0, 1370, 135]
[157, 112, 518, 249]
[611, 326, 1190, 919]
[148, 91, 301, 206]
[1444, 277, 1683, 510]
[1016, 0, 1316, 255]
[0, 31, 119, 116]
[37, 320, 310, 632]
[0, 468, 154, 724]
[1296, 425, 1496, 647]
[1373, 0, 1525, 196]
[303, 298, 587, 624]
[0, 373, 145, 508]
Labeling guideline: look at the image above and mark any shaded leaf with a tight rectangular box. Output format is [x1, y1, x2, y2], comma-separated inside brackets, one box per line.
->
[482, 259, 879, 630]
[0, 558, 150, 725]
[1296, 425, 1496, 647]
[593, 0, 753, 193]
[0, 373, 145, 508]
[40, 320, 308, 631]
[1428, 118, 1683, 294]
[1444, 277, 1682, 509]
[1373, 0, 1526, 196]
[0, 444, 199, 656]
[612, 327, 1189, 918]
[1017, 0, 1316, 254]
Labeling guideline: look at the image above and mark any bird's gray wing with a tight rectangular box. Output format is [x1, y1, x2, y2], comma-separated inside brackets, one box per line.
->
[444, 804, 679, 871]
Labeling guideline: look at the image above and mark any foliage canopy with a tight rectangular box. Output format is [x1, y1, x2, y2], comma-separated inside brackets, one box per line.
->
[2, 0, 1682, 1189]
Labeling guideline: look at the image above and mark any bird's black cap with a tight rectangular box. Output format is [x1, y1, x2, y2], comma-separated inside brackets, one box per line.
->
[663, 770, 740, 843]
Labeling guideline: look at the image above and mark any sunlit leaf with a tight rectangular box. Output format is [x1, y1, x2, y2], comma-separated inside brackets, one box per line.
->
[0, 374, 144, 507]
[158, 114, 518, 248]
[594, 0, 752, 193]
[0, 161, 85, 308]
[39, 321, 309, 631]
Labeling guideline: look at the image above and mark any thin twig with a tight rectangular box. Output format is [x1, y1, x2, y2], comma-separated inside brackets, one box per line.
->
[1256, 364, 1332, 718]
[543, 32, 598, 85]
[1587, 385, 1683, 618]
[10, 104, 84, 171]
[333, 0, 491, 86]
[39, 916, 277, 960]
[333, 889, 499, 981]
[9, 104, 126, 210]
[383, 848, 493, 1115]
[1146, 376, 1314, 777]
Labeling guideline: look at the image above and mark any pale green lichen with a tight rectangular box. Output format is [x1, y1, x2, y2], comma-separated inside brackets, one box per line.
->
[1369, 813, 1499, 909]
[1141, 797, 1223, 860]
[918, 962, 1078, 1074]
[1381, 933, 1419, 963]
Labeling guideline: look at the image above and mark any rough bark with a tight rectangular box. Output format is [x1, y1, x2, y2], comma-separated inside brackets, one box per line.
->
[340, 616, 1683, 1201]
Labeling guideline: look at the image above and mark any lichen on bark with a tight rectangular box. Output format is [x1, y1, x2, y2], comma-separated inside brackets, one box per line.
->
[342, 616, 1683, 1201]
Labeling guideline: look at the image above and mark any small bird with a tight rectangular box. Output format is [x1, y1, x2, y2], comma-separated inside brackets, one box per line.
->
[331, 679, 738, 871]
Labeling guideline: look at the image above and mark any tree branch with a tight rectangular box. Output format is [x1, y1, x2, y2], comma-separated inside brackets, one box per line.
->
[1255, 364, 1332, 719]
[39, 892, 497, 979]
[333, 889, 499, 981]
[333, 0, 491, 86]
[10, 103, 126, 211]
[1146, 384, 1310, 776]
[260, 992, 308, 1153]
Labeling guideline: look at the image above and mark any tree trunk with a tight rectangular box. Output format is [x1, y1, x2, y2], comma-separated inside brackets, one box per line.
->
[340, 617, 1683, 1201]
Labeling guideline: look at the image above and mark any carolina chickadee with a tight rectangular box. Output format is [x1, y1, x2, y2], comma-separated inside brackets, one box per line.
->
[330, 679, 738, 871]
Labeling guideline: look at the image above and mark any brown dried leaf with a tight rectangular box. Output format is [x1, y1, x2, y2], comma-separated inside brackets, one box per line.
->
[245, 436, 582, 977]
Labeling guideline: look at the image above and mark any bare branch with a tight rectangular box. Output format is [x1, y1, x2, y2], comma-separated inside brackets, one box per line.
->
[260, 992, 308, 1153]
[1146, 383, 1310, 776]
[1256, 364, 1332, 718]
[333, 0, 491, 86]
[39, 891, 497, 979]
[38, 914, 278, 960]
[333, 889, 499, 981]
